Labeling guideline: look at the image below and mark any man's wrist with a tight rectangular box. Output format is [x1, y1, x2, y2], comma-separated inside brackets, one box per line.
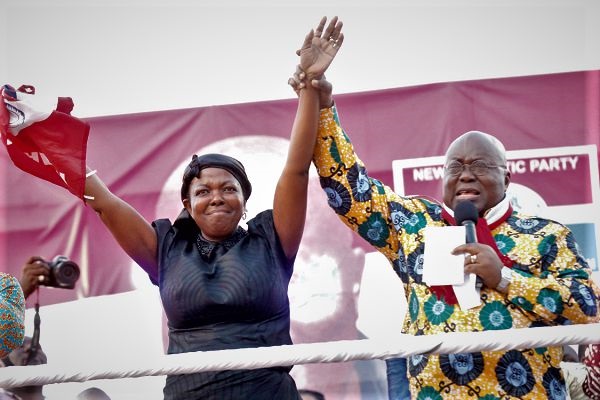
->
[320, 99, 334, 109]
[496, 266, 512, 293]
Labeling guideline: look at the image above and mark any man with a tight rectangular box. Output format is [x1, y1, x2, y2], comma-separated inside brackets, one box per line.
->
[0, 272, 25, 359]
[289, 71, 600, 398]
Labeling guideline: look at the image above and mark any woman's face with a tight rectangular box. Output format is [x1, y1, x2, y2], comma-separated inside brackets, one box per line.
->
[183, 167, 245, 242]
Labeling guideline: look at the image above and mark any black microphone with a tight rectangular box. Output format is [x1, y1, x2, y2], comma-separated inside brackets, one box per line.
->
[455, 200, 478, 244]
[454, 200, 482, 288]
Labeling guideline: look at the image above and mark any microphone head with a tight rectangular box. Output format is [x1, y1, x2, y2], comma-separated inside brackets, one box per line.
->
[454, 200, 478, 225]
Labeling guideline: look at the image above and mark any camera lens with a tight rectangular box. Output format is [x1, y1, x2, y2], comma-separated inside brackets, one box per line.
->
[48, 256, 81, 289]
[54, 261, 80, 287]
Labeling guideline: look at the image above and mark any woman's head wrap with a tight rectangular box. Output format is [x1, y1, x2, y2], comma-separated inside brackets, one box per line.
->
[180, 154, 252, 202]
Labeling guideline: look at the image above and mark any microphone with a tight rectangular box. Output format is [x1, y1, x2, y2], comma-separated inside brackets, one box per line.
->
[454, 200, 482, 288]
[454, 200, 478, 244]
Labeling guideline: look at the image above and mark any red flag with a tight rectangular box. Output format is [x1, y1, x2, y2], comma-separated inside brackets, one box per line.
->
[0, 85, 89, 200]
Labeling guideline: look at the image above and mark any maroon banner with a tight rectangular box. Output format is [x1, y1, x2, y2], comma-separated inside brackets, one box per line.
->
[1, 69, 598, 305]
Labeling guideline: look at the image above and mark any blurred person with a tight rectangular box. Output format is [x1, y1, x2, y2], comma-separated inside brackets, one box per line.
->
[75, 387, 111, 400]
[560, 345, 592, 400]
[0, 272, 25, 359]
[298, 389, 325, 400]
[0, 336, 48, 400]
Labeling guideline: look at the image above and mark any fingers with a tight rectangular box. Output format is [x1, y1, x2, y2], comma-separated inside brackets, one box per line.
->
[295, 64, 305, 80]
[25, 259, 49, 272]
[331, 18, 343, 39]
[314, 16, 327, 38]
[311, 76, 331, 91]
[288, 65, 306, 92]
[322, 16, 339, 40]
[451, 243, 476, 256]
[314, 16, 343, 48]
[25, 255, 44, 265]
[22, 258, 50, 283]
[334, 32, 345, 49]
[300, 29, 314, 51]
[288, 77, 304, 93]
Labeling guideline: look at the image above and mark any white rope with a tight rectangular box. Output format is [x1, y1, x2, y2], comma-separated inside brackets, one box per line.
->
[1, 323, 598, 389]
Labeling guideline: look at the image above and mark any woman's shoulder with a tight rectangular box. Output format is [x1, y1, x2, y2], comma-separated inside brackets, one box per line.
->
[246, 210, 275, 232]
[0, 273, 20, 291]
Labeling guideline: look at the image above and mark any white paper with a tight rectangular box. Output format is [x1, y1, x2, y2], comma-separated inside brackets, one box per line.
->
[422, 226, 465, 285]
[453, 273, 482, 310]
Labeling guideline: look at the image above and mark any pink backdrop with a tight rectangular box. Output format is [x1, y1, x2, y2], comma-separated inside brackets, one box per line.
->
[1, 68, 598, 305]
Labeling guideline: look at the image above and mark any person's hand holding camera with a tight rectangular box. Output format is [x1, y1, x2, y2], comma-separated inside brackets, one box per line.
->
[19, 256, 51, 299]
[19, 255, 80, 299]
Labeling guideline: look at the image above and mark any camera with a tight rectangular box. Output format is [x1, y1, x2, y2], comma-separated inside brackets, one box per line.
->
[42, 255, 80, 289]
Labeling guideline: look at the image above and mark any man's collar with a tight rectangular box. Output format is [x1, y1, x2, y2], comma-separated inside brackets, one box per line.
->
[442, 195, 511, 225]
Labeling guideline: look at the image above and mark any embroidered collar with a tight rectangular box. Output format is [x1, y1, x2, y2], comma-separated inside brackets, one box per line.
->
[196, 226, 248, 261]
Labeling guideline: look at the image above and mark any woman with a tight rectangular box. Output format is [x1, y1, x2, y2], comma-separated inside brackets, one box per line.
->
[81, 17, 343, 400]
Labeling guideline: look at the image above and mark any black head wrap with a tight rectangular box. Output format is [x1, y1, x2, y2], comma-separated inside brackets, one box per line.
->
[180, 153, 252, 202]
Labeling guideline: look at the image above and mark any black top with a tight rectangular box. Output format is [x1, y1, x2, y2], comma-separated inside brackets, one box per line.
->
[153, 209, 300, 400]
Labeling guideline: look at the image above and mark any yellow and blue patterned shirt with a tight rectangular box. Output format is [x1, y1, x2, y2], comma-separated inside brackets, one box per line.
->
[313, 105, 600, 400]
[0, 272, 25, 359]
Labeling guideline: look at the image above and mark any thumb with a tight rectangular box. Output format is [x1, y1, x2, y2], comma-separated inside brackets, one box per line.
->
[311, 78, 332, 92]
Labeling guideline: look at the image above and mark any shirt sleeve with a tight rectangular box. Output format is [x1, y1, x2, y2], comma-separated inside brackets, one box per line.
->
[0, 273, 25, 358]
[312, 105, 434, 261]
[506, 222, 600, 325]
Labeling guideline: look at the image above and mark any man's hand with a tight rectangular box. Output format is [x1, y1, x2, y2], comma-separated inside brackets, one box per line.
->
[288, 66, 333, 109]
[452, 243, 504, 289]
[19, 256, 50, 299]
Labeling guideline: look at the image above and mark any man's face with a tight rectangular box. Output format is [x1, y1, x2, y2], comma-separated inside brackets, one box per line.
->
[442, 133, 510, 214]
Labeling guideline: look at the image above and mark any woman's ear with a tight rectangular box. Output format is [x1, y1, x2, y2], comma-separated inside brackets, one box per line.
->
[183, 198, 191, 213]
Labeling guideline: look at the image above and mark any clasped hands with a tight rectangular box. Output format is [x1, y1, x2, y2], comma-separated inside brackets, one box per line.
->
[288, 16, 342, 108]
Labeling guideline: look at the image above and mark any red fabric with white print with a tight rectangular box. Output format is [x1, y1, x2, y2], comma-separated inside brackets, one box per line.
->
[584, 343, 600, 399]
[0, 84, 89, 200]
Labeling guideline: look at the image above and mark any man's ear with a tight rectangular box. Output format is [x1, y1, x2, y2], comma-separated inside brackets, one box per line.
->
[504, 169, 511, 190]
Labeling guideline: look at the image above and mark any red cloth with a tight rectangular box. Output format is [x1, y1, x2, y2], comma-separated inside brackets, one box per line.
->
[584, 344, 600, 399]
[430, 206, 514, 305]
[0, 84, 89, 199]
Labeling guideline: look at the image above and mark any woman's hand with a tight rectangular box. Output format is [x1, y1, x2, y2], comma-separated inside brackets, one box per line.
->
[297, 16, 344, 81]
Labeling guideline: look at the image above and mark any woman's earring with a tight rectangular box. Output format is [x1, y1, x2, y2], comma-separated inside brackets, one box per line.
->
[242, 212, 247, 220]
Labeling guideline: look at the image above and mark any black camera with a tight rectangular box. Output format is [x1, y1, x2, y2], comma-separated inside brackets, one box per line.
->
[42, 255, 80, 289]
